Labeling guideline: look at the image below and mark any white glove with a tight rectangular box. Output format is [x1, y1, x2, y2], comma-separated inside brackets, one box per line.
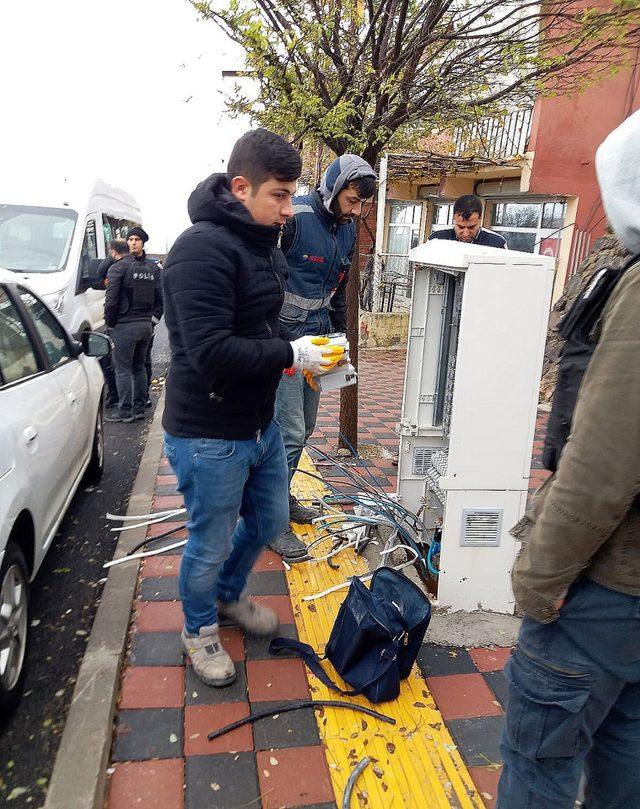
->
[289, 336, 343, 375]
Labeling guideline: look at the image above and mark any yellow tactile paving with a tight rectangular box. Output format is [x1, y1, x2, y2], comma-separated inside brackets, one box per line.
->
[288, 452, 486, 809]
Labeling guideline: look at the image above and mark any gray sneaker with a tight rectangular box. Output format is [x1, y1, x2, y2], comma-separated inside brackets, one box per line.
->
[268, 526, 309, 562]
[289, 494, 318, 523]
[181, 623, 236, 687]
[217, 597, 279, 636]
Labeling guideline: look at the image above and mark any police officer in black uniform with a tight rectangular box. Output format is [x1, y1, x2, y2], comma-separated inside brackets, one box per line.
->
[104, 227, 163, 423]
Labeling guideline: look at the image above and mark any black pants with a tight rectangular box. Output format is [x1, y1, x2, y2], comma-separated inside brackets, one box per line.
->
[111, 321, 153, 416]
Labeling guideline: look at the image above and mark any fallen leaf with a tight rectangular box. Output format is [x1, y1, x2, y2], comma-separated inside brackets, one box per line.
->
[169, 733, 178, 743]
[386, 742, 396, 754]
[269, 757, 279, 766]
[263, 770, 270, 778]
[7, 787, 29, 801]
[481, 792, 494, 800]
[211, 783, 221, 791]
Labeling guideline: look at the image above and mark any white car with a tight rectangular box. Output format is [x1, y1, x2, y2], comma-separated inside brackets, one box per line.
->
[0, 275, 110, 715]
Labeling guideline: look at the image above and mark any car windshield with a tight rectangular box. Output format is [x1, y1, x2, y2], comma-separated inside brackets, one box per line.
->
[0, 205, 78, 274]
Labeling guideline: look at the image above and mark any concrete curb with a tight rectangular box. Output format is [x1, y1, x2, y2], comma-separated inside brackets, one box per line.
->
[45, 392, 167, 809]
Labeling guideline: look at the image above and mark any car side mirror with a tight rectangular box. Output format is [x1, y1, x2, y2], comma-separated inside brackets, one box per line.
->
[81, 331, 112, 357]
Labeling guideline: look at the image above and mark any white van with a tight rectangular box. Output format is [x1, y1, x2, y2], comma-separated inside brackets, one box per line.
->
[0, 178, 142, 336]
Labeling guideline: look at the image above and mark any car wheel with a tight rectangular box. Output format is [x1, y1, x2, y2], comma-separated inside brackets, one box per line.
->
[85, 406, 105, 484]
[0, 541, 29, 717]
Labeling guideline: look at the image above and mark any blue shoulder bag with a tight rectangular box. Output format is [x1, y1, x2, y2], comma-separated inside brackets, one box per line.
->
[269, 567, 431, 703]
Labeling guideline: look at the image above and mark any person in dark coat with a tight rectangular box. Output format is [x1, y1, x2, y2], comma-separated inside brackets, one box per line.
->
[270, 154, 376, 561]
[162, 128, 339, 687]
[126, 227, 163, 407]
[94, 239, 128, 407]
[428, 194, 507, 248]
[104, 233, 163, 422]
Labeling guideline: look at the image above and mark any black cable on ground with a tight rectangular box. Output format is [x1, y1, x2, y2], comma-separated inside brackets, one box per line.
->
[126, 522, 187, 556]
[207, 699, 395, 740]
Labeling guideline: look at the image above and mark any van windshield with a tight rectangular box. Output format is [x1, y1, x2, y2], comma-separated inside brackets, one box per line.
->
[0, 205, 78, 274]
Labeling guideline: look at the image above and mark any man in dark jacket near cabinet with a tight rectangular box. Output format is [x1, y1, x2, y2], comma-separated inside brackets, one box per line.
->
[270, 155, 376, 561]
[162, 129, 340, 687]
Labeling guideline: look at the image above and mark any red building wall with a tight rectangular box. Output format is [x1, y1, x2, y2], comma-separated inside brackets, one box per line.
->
[528, 66, 640, 239]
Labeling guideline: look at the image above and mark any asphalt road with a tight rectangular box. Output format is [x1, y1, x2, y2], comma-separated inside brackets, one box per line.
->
[0, 323, 171, 807]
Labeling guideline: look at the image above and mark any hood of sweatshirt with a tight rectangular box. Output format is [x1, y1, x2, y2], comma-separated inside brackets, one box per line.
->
[318, 154, 377, 215]
[596, 109, 640, 255]
[187, 173, 281, 250]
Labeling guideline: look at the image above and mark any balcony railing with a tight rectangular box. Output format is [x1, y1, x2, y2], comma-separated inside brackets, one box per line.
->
[452, 108, 533, 160]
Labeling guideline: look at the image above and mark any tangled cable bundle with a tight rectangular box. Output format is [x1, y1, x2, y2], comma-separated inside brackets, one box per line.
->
[102, 431, 440, 583]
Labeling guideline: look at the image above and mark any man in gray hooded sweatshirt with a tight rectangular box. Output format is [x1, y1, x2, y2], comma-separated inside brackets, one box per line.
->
[270, 155, 376, 561]
[498, 109, 640, 808]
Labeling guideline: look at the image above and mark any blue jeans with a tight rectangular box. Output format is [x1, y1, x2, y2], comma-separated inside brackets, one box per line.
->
[274, 370, 321, 484]
[498, 577, 640, 809]
[111, 321, 152, 416]
[164, 420, 289, 634]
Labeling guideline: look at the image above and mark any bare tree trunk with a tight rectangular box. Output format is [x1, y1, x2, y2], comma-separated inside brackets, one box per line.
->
[339, 224, 360, 451]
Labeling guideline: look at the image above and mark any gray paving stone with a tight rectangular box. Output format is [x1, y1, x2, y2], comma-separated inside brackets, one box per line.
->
[129, 631, 184, 666]
[246, 570, 289, 596]
[185, 752, 259, 809]
[112, 708, 183, 761]
[447, 715, 505, 767]
[416, 645, 478, 677]
[251, 700, 321, 750]
[139, 576, 180, 601]
[483, 670, 509, 710]
[244, 623, 299, 660]
[186, 662, 248, 704]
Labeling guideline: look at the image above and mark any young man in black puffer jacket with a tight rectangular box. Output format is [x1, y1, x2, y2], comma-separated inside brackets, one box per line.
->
[162, 129, 338, 687]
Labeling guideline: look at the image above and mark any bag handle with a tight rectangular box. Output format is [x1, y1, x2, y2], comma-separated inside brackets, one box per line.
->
[269, 637, 400, 698]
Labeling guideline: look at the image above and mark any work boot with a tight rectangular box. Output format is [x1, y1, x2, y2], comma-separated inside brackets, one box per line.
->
[268, 526, 309, 563]
[217, 597, 279, 636]
[105, 412, 135, 423]
[288, 494, 318, 523]
[181, 623, 236, 687]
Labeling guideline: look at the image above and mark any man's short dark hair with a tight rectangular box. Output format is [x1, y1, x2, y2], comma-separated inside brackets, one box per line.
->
[453, 194, 483, 219]
[227, 128, 302, 188]
[109, 239, 129, 256]
[348, 176, 376, 199]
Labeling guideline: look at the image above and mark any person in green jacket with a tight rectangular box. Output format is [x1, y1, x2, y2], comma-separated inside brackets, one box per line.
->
[498, 109, 640, 809]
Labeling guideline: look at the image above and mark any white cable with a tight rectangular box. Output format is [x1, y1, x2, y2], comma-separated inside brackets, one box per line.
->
[110, 511, 187, 532]
[302, 542, 419, 601]
[302, 573, 374, 601]
[103, 539, 187, 568]
[106, 508, 185, 521]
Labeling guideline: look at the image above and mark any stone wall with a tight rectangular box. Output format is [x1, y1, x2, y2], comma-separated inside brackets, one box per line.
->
[540, 231, 630, 402]
[359, 311, 409, 349]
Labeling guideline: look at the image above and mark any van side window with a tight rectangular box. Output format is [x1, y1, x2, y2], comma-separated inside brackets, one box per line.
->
[103, 215, 139, 243]
[0, 288, 40, 385]
[79, 220, 98, 281]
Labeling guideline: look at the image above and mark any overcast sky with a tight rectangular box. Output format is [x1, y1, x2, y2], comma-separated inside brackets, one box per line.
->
[0, 0, 250, 251]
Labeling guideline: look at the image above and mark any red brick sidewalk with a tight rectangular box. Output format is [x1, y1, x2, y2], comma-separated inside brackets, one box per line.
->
[106, 349, 546, 809]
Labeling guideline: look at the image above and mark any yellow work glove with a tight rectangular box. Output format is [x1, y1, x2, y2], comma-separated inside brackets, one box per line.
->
[290, 335, 343, 375]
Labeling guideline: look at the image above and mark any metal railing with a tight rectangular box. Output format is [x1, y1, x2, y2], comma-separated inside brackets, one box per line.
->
[452, 108, 533, 160]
